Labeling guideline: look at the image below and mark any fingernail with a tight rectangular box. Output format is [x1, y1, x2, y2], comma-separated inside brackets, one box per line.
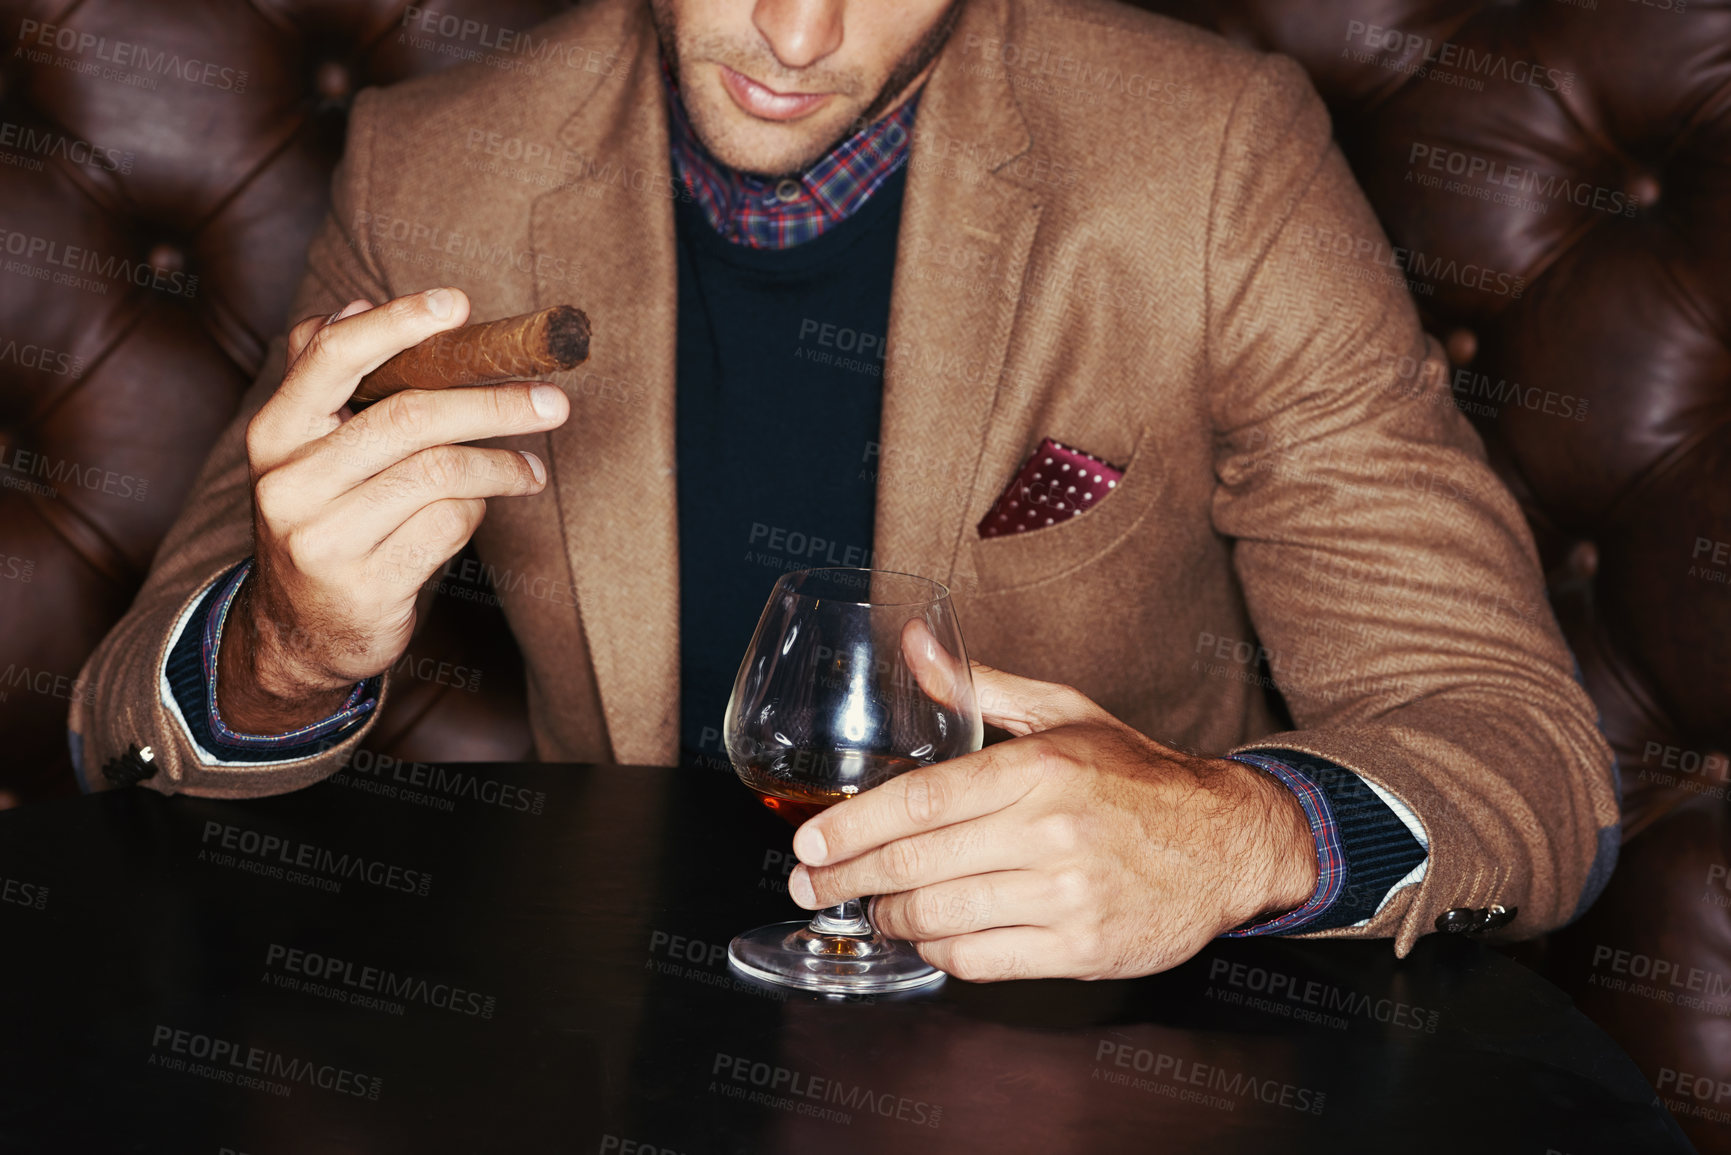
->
[424, 288, 454, 319]
[530, 384, 562, 418]
[520, 451, 545, 484]
[793, 825, 827, 865]
[788, 866, 817, 908]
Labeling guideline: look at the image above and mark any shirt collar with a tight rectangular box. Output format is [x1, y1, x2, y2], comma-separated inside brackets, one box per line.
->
[662, 56, 921, 249]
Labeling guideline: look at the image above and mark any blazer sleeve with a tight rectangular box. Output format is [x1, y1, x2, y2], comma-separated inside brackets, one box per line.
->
[68, 88, 398, 799]
[1203, 56, 1621, 954]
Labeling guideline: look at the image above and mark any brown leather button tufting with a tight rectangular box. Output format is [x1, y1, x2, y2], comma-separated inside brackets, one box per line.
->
[1626, 172, 1661, 210]
[315, 61, 352, 101]
[0, 0, 563, 802]
[147, 243, 184, 274]
[1445, 328, 1477, 366]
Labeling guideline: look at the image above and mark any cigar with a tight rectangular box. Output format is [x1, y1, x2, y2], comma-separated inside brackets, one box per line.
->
[349, 305, 590, 407]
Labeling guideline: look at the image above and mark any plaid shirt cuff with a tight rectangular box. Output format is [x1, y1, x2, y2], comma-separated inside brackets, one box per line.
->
[202, 560, 376, 746]
[164, 558, 379, 762]
[1218, 752, 1346, 937]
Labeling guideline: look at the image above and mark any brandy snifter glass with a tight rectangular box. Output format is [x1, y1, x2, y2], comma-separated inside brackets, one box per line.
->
[723, 567, 983, 994]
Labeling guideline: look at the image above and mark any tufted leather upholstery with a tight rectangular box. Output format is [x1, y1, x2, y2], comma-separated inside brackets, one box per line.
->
[1128, 0, 1731, 1147]
[1, 0, 1727, 1142]
[1130, 0, 1731, 793]
[0, 0, 562, 803]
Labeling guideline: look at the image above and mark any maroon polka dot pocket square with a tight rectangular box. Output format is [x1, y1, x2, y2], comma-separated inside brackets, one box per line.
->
[977, 438, 1125, 538]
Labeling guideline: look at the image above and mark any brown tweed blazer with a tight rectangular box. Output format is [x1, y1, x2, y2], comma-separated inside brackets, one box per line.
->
[71, 0, 1619, 955]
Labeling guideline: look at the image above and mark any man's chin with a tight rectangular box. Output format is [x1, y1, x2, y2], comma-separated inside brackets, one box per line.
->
[691, 115, 848, 180]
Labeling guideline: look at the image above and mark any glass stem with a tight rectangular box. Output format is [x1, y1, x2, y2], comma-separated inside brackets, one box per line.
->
[808, 898, 873, 937]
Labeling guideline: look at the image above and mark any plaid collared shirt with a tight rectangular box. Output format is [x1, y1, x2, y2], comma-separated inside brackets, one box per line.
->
[663, 61, 920, 249]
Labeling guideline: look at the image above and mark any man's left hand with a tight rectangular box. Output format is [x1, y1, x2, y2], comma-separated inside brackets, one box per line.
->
[786, 660, 1321, 982]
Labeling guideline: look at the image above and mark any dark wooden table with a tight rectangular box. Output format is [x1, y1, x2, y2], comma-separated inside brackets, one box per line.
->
[0, 759, 1691, 1153]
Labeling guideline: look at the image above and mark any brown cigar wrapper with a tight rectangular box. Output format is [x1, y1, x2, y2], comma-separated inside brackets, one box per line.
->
[350, 305, 591, 406]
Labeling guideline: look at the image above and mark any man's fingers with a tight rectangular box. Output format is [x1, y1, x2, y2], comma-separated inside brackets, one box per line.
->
[901, 618, 978, 720]
[287, 298, 374, 363]
[790, 808, 1027, 910]
[866, 870, 1055, 941]
[284, 382, 568, 498]
[915, 926, 1068, 983]
[254, 287, 472, 460]
[792, 740, 1037, 867]
[322, 445, 546, 551]
[371, 496, 488, 588]
[969, 659, 1105, 736]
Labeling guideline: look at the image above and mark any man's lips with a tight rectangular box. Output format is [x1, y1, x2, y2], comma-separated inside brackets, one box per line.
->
[718, 64, 832, 121]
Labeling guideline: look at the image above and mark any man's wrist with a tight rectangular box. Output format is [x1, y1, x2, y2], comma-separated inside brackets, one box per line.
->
[1220, 756, 1321, 927]
[216, 579, 355, 732]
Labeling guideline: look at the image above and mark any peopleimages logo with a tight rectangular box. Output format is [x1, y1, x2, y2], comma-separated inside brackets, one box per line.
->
[0, 664, 96, 706]
[711, 1053, 943, 1128]
[350, 209, 577, 285]
[1408, 143, 1638, 218]
[599, 1138, 686, 1155]
[0, 226, 199, 297]
[399, 6, 618, 73]
[746, 522, 874, 569]
[0, 337, 84, 378]
[959, 33, 1193, 105]
[15, 20, 249, 92]
[0, 873, 49, 911]
[1093, 1038, 1326, 1114]
[1206, 957, 1439, 1032]
[263, 944, 497, 1019]
[0, 121, 133, 173]
[149, 1024, 380, 1100]
[334, 748, 547, 816]
[1292, 222, 1526, 299]
[1658, 1067, 1731, 1112]
[199, 820, 433, 897]
[0, 445, 150, 500]
[1589, 944, 1731, 1012]
[1344, 21, 1574, 94]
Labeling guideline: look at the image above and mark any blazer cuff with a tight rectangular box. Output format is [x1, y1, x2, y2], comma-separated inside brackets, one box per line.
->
[163, 558, 379, 764]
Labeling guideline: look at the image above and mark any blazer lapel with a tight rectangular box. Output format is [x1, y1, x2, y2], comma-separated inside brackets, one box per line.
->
[875, 0, 1044, 589]
[529, 6, 682, 765]
[524, 0, 1039, 760]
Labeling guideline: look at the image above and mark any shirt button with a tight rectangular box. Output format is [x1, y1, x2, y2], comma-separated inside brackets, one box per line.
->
[774, 178, 801, 203]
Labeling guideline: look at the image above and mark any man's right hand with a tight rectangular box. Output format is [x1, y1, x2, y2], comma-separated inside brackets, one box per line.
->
[216, 287, 570, 734]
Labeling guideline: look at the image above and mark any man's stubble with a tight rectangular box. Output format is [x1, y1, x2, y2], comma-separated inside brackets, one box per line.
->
[649, 0, 968, 178]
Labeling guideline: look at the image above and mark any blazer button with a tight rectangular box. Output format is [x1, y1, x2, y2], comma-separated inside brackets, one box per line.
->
[1477, 904, 1517, 932]
[1436, 908, 1478, 934]
[101, 742, 157, 787]
[1435, 905, 1519, 935]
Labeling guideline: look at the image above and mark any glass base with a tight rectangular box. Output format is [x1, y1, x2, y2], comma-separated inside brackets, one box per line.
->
[728, 920, 947, 995]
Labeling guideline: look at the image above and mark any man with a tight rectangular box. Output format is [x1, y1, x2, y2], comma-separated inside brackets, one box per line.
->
[71, 0, 1620, 981]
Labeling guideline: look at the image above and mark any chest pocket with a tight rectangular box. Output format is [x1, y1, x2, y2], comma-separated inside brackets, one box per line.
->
[963, 426, 1166, 596]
